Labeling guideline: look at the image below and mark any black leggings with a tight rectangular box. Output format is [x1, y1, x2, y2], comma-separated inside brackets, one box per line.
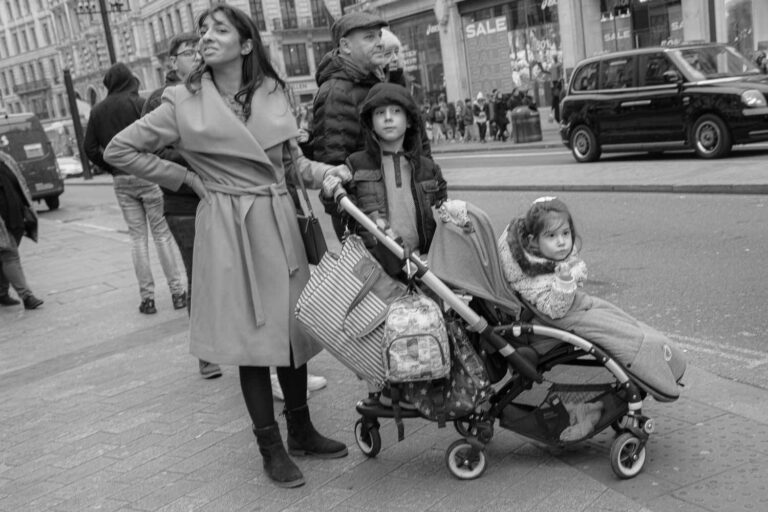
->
[240, 358, 307, 429]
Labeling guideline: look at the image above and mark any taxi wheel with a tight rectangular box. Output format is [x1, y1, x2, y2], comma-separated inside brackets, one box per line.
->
[570, 125, 601, 163]
[691, 114, 731, 159]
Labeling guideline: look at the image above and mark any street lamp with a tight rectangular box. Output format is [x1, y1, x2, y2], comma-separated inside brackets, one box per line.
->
[75, 0, 128, 64]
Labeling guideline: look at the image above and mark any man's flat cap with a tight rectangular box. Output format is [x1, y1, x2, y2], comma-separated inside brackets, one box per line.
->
[331, 12, 388, 45]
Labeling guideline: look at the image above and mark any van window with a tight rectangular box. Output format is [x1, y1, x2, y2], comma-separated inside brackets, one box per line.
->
[640, 53, 674, 86]
[572, 62, 600, 92]
[600, 57, 635, 89]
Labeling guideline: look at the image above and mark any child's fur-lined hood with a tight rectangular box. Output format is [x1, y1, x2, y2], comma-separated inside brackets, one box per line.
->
[358, 82, 422, 164]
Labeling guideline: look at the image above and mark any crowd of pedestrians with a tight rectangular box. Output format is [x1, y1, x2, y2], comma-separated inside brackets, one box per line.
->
[422, 86, 541, 144]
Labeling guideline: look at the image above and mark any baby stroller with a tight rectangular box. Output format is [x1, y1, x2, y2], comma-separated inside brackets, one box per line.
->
[302, 193, 685, 481]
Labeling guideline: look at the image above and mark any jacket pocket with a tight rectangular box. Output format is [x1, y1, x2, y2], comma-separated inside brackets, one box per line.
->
[419, 179, 440, 204]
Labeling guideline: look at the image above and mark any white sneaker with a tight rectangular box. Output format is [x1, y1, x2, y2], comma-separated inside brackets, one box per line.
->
[270, 373, 313, 401]
[307, 373, 327, 392]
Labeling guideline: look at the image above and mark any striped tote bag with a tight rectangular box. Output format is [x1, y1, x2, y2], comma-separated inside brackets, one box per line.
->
[296, 235, 406, 387]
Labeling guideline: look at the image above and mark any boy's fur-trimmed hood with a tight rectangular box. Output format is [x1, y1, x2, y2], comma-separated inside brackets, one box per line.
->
[358, 82, 422, 163]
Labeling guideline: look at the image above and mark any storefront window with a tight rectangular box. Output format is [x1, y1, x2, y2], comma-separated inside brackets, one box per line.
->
[725, 0, 754, 57]
[389, 12, 443, 106]
[461, 0, 561, 106]
[601, 0, 683, 50]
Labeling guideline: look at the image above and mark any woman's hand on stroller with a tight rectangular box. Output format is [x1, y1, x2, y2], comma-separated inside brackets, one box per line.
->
[321, 165, 352, 198]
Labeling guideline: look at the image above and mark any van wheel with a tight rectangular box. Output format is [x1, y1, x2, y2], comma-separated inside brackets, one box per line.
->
[45, 196, 60, 210]
[691, 114, 731, 159]
[570, 125, 601, 163]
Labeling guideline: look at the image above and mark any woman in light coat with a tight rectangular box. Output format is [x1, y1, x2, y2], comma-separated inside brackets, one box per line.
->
[104, 4, 350, 488]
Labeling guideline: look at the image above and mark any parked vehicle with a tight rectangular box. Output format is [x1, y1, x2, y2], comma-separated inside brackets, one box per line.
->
[0, 112, 64, 209]
[56, 156, 84, 179]
[560, 43, 768, 162]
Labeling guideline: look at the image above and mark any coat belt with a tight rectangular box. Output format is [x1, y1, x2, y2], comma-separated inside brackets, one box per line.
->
[205, 180, 300, 327]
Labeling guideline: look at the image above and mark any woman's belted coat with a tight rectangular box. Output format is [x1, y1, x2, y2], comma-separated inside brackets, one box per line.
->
[104, 75, 331, 367]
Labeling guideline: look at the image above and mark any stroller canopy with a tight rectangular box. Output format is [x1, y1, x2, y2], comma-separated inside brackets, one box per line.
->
[428, 200, 521, 317]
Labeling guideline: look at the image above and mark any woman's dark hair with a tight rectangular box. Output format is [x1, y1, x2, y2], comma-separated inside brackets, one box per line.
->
[186, 4, 285, 121]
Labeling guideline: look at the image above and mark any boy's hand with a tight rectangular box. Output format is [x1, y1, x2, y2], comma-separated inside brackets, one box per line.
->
[297, 128, 309, 143]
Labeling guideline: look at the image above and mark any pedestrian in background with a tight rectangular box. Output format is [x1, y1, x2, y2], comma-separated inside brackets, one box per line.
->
[141, 32, 222, 380]
[474, 92, 490, 142]
[430, 95, 447, 144]
[462, 98, 475, 142]
[0, 150, 43, 310]
[446, 98, 457, 141]
[84, 62, 186, 316]
[104, 4, 351, 488]
[380, 27, 406, 86]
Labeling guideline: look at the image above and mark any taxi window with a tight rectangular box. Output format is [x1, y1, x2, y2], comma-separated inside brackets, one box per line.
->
[640, 53, 674, 86]
[600, 57, 635, 89]
[572, 62, 600, 91]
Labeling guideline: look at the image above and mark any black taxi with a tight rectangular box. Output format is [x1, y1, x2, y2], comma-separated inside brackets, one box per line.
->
[559, 43, 768, 162]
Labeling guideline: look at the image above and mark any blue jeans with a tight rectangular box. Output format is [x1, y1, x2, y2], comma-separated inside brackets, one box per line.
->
[0, 234, 32, 299]
[113, 175, 184, 300]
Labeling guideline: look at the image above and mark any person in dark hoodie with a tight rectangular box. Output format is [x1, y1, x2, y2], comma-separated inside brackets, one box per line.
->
[84, 62, 186, 316]
[321, 82, 447, 277]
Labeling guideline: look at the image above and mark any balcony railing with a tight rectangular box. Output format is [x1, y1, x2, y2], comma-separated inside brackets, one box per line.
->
[13, 79, 51, 95]
[272, 16, 332, 34]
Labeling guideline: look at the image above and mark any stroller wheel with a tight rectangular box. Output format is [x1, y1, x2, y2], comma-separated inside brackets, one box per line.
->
[445, 439, 487, 480]
[354, 418, 381, 457]
[454, 419, 472, 437]
[610, 432, 646, 479]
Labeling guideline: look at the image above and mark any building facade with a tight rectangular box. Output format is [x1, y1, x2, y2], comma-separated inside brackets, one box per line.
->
[0, 0, 63, 119]
[3, 0, 768, 143]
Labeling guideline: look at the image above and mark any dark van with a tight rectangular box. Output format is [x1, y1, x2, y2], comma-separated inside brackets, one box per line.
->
[0, 112, 64, 209]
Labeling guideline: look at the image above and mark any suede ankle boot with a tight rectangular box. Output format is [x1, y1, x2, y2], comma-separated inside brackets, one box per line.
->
[284, 404, 348, 459]
[252, 423, 305, 488]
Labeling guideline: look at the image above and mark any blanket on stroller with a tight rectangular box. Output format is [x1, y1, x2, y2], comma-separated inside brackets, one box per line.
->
[428, 200, 686, 402]
[543, 292, 686, 402]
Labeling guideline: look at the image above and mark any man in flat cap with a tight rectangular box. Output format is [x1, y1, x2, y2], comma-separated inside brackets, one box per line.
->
[308, 12, 390, 167]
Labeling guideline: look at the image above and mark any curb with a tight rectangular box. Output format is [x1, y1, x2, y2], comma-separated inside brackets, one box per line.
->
[449, 184, 768, 194]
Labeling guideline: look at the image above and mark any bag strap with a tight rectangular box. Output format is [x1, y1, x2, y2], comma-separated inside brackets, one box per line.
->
[287, 142, 316, 218]
[342, 265, 389, 338]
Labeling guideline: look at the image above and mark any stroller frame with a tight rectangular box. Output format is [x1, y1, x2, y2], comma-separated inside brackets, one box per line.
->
[331, 190, 654, 480]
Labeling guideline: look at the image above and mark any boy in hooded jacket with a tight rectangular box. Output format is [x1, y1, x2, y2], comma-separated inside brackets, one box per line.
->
[321, 82, 447, 277]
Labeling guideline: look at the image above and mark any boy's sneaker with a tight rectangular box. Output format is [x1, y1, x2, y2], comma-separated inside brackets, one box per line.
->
[378, 388, 417, 410]
[199, 360, 222, 379]
[139, 298, 156, 314]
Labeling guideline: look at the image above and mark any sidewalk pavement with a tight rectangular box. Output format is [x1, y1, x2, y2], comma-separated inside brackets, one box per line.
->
[67, 106, 768, 195]
[2, 189, 768, 511]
